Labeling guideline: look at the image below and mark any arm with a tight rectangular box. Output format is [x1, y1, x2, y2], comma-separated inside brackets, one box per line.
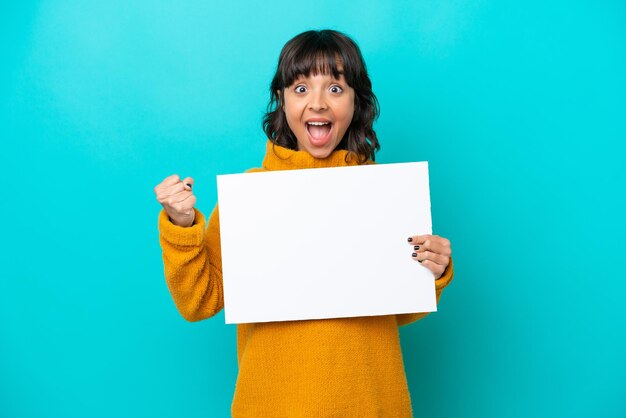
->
[158, 205, 224, 322]
[396, 257, 454, 327]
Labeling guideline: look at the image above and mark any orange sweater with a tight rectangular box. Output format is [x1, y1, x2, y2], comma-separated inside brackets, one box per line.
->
[158, 140, 454, 417]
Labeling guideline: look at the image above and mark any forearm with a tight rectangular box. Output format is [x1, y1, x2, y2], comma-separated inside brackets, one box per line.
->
[158, 207, 224, 321]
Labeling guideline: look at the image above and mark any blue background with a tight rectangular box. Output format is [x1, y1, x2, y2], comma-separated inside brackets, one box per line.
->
[1, 1, 624, 417]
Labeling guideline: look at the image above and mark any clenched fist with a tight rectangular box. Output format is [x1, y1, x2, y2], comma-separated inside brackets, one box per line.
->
[154, 174, 197, 227]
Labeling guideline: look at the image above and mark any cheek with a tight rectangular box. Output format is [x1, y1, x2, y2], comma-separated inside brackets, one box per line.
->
[283, 97, 302, 125]
[282, 106, 296, 128]
[342, 103, 356, 125]
[342, 95, 356, 122]
[285, 112, 302, 133]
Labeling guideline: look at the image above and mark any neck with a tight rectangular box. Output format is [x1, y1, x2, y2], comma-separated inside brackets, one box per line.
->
[262, 140, 369, 170]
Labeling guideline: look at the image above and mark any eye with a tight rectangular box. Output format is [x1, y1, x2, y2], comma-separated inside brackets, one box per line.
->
[294, 85, 307, 93]
[330, 85, 343, 93]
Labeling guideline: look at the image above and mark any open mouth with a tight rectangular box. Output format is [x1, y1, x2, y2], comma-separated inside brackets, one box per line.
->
[305, 121, 333, 146]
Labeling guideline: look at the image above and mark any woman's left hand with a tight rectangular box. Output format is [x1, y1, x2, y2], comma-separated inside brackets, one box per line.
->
[407, 234, 452, 279]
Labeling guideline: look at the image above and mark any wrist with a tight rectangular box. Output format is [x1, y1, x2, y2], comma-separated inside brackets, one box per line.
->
[168, 215, 194, 228]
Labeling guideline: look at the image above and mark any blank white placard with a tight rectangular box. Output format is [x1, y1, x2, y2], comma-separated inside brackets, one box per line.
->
[216, 162, 436, 324]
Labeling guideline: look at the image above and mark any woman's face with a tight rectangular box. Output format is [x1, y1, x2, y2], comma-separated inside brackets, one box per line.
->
[280, 67, 355, 158]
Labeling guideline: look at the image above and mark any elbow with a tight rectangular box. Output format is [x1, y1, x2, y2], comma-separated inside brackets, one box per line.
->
[168, 279, 224, 322]
[177, 301, 220, 322]
[179, 306, 205, 322]
[181, 311, 201, 322]
[397, 311, 430, 327]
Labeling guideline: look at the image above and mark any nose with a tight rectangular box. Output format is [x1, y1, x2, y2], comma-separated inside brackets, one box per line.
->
[308, 89, 328, 111]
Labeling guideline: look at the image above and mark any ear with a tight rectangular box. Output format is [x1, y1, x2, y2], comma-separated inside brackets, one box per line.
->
[277, 89, 283, 109]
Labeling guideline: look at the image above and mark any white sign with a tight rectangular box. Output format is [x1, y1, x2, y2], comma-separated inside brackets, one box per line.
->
[216, 162, 436, 324]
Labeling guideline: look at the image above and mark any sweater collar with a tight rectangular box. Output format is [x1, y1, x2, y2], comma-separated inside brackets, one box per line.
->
[261, 140, 368, 171]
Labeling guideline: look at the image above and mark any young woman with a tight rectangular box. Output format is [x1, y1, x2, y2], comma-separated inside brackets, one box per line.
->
[154, 29, 454, 417]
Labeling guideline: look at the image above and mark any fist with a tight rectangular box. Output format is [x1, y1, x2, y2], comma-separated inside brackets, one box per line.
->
[154, 174, 197, 227]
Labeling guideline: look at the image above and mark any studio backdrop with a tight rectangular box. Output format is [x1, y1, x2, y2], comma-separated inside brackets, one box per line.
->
[1, 1, 624, 417]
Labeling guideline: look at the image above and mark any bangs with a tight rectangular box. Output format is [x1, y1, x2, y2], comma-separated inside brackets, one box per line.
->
[279, 42, 347, 87]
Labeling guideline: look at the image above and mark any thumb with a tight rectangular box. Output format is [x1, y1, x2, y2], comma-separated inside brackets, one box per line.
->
[182, 177, 194, 190]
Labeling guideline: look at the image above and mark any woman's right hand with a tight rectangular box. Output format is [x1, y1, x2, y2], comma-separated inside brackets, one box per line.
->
[154, 174, 196, 227]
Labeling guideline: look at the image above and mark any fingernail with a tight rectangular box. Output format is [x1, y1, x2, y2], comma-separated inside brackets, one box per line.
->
[412, 252, 417, 257]
[414, 245, 420, 250]
[407, 237, 413, 243]
[186, 183, 192, 188]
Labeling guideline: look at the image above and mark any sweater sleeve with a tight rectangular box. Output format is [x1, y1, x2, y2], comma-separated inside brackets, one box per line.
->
[396, 257, 454, 327]
[158, 205, 224, 322]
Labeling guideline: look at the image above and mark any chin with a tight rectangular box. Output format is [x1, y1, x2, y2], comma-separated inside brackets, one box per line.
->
[298, 138, 339, 159]
[307, 148, 333, 159]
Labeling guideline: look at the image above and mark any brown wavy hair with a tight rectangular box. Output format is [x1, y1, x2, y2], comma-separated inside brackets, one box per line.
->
[262, 30, 380, 163]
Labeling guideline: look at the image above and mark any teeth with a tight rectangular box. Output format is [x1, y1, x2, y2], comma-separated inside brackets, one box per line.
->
[307, 121, 330, 125]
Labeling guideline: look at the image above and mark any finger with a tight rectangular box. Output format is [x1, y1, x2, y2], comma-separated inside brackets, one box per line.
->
[157, 184, 183, 203]
[157, 182, 191, 205]
[412, 238, 452, 257]
[164, 182, 188, 197]
[407, 234, 430, 245]
[411, 249, 448, 279]
[161, 174, 181, 188]
[167, 190, 195, 205]
[154, 174, 181, 195]
[408, 235, 452, 254]
[411, 250, 449, 266]
[420, 260, 446, 279]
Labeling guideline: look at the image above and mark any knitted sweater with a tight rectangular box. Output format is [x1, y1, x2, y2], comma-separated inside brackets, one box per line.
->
[158, 140, 454, 417]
